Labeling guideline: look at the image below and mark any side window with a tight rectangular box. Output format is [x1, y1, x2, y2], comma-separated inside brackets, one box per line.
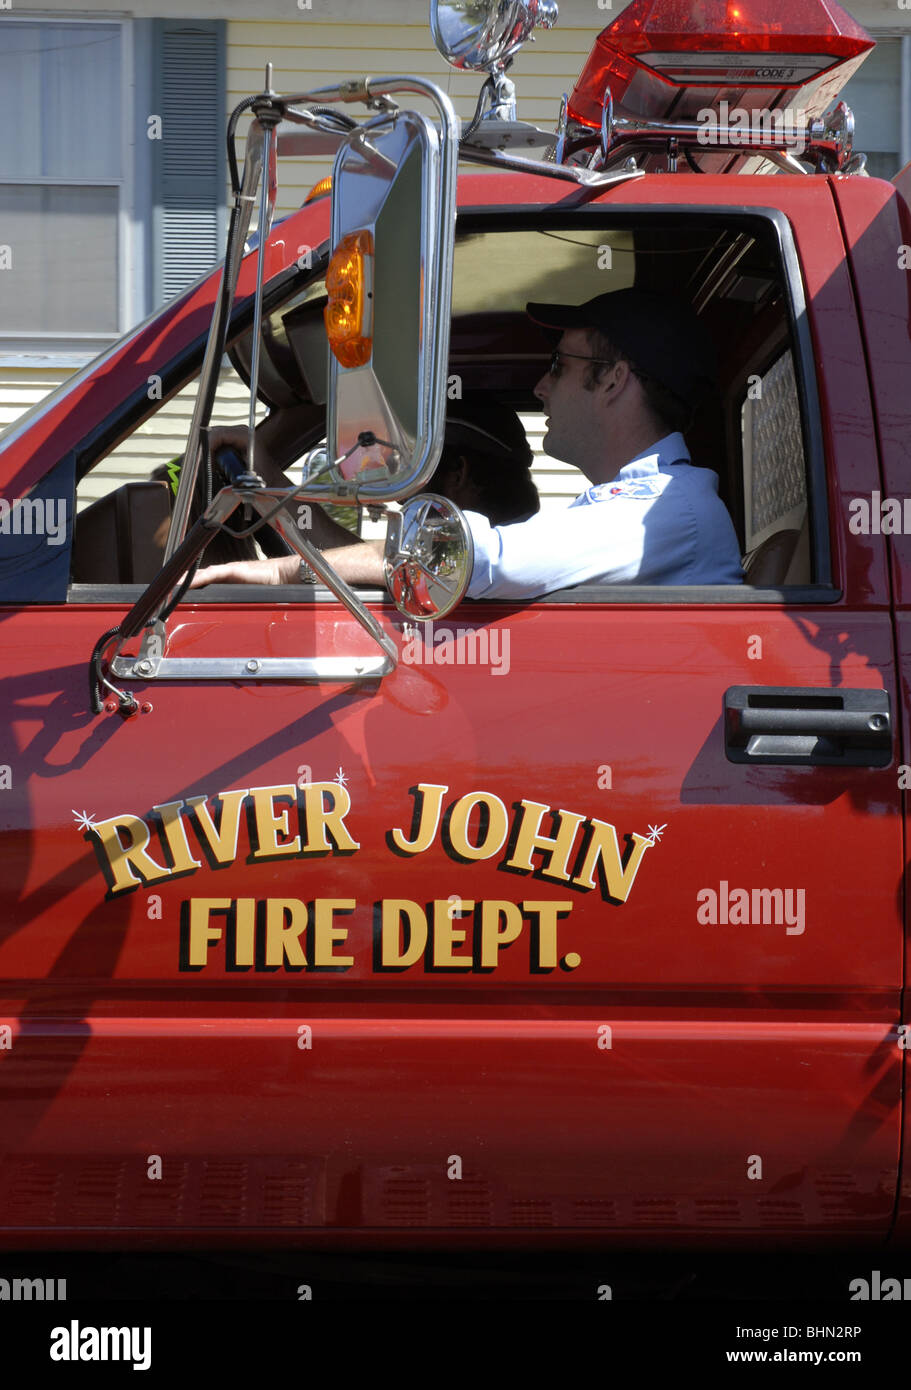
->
[59, 214, 824, 603]
[70, 361, 268, 588]
[68, 266, 363, 590]
[446, 213, 822, 599]
[76, 360, 264, 514]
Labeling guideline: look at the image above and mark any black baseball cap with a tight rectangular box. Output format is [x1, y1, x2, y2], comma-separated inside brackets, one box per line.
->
[526, 288, 718, 409]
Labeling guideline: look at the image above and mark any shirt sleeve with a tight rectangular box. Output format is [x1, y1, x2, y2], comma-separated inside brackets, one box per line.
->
[463, 497, 662, 600]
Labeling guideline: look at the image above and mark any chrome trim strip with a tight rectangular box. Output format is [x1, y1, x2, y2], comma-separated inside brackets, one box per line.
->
[110, 655, 390, 680]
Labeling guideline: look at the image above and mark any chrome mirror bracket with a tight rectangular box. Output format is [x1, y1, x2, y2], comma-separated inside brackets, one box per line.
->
[99, 485, 398, 697]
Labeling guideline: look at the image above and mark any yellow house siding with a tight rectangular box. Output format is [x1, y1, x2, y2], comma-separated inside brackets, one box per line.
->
[76, 368, 266, 511]
[0, 365, 261, 512]
[227, 17, 595, 214]
[521, 415, 585, 508]
[0, 370, 74, 434]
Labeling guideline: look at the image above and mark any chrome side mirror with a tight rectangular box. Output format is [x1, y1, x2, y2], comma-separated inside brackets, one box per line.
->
[384, 494, 473, 621]
[324, 95, 458, 504]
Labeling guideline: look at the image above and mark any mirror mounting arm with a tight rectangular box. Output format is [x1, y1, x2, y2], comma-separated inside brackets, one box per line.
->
[91, 485, 400, 708]
[163, 107, 271, 568]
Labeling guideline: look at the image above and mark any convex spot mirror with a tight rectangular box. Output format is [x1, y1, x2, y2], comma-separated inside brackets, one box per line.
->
[311, 106, 456, 504]
[384, 494, 473, 621]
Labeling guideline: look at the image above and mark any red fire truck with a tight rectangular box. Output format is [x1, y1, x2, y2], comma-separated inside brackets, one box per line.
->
[1, 0, 910, 1249]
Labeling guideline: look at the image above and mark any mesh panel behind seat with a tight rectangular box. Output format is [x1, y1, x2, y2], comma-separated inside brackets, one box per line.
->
[740, 350, 810, 584]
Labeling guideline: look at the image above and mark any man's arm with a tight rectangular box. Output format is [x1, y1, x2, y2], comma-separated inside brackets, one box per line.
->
[462, 502, 644, 600]
[189, 538, 385, 589]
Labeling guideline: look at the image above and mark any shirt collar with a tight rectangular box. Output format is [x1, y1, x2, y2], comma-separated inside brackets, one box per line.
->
[580, 432, 690, 503]
[617, 431, 690, 479]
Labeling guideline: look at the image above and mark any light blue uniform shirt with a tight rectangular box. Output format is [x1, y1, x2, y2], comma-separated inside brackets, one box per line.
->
[464, 432, 743, 600]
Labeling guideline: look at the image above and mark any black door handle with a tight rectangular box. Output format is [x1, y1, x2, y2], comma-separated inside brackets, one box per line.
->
[724, 687, 892, 766]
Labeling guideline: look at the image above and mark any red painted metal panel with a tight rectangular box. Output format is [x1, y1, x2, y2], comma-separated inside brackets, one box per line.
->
[0, 1019, 896, 1240]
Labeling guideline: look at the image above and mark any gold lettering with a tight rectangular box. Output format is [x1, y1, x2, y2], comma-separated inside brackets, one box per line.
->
[506, 801, 586, 882]
[523, 900, 572, 968]
[446, 791, 509, 861]
[92, 814, 171, 894]
[154, 800, 202, 874]
[312, 898, 355, 967]
[251, 784, 301, 858]
[185, 790, 249, 866]
[479, 900, 523, 968]
[265, 899, 308, 967]
[388, 784, 448, 854]
[380, 899, 427, 967]
[431, 899, 473, 968]
[573, 820, 652, 901]
[301, 782, 360, 852]
[188, 898, 230, 966]
[234, 897, 256, 966]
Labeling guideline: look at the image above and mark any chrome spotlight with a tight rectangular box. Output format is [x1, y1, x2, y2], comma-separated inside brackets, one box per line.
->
[431, 0, 558, 74]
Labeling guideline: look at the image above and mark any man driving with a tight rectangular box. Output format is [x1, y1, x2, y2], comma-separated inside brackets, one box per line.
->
[191, 288, 743, 597]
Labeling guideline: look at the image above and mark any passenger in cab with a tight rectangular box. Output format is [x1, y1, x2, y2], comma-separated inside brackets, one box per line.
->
[191, 290, 742, 596]
[427, 403, 539, 527]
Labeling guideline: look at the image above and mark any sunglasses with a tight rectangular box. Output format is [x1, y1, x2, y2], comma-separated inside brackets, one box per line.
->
[548, 349, 650, 384]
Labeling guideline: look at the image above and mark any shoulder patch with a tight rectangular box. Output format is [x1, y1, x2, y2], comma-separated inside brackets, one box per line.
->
[602, 478, 665, 499]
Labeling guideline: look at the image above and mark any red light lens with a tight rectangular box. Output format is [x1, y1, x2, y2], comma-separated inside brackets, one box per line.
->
[568, 0, 873, 129]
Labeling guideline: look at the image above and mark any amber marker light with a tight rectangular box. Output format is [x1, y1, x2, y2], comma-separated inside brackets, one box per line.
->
[325, 228, 374, 368]
[303, 175, 332, 205]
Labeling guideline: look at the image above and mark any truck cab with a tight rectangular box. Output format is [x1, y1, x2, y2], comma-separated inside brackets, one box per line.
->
[1, 0, 911, 1247]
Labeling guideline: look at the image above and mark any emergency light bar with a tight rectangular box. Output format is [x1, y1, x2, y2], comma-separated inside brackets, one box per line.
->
[570, 0, 873, 126]
[565, 0, 873, 175]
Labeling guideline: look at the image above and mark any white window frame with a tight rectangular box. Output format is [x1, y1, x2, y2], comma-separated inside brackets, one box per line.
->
[0, 12, 134, 366]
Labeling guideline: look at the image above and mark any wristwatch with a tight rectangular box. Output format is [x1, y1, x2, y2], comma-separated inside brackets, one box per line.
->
[298, 559, 317, 584]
